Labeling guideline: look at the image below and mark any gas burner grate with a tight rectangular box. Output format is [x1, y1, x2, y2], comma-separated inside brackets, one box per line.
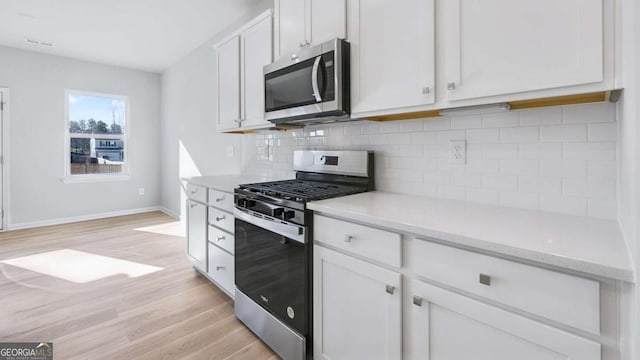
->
[240, 180, 367, 201]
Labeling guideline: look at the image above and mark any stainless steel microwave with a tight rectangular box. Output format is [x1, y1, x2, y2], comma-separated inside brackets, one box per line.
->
[263, 38, 350, 126]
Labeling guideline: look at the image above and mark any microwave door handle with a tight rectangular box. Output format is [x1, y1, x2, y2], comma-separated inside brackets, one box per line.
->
[311, 56, 322, 102]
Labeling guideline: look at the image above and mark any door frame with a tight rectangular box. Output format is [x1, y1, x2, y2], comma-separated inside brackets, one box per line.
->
[0, 87, 9, 230]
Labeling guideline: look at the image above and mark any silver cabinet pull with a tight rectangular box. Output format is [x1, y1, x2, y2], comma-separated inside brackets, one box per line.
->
[189, 202, 197, 208]
[215, 215, 226, 222]
[291, 53, 299, 60]
[447, 82, 456, 90]
[233, 118, 241, 123]
[385, 285, 395, 294]
[215, 195, 225, 202]
[479, 273, 491, 286]
[413, 296, 423, 307]
[422, 86, 430, 95]
[344, 234, 353, 243]
[216, 236, 225, 242]
[216, 266, 226, 271]
[190, 188, 198, 194]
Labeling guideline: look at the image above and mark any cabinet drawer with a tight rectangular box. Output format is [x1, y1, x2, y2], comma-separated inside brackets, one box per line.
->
[186, 183, 207, 203]
[208, 207, 234, 234]
[314, 215, 401, 267]
[208, 189, 234, 212]
[208, 243, 235, 295]
[208, 226, 234, 255]
[409, 239, 600, 334]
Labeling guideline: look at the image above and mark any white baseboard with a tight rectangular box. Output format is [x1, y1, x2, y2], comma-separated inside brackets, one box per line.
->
[159, 206, 181, 219]
[7, 206, 164, 231]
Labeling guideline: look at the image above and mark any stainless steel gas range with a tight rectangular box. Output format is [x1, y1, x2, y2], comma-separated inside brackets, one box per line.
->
[233, 150, 374, 360]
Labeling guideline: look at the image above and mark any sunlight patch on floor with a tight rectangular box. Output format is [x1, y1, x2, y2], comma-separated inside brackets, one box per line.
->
[134, 221, 185, 237]
[0, 249, 163, 283]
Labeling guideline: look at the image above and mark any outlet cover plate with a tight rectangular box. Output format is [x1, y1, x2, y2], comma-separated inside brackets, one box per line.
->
[449, 140, 466, 165]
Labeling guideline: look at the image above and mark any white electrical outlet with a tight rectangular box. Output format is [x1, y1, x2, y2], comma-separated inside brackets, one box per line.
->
[449, 140, 466, 164]
[226, 145, 234, 158]
[138, 188, 145, 196]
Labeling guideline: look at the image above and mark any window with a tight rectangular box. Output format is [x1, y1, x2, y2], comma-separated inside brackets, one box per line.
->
[65, 91, 129, 180]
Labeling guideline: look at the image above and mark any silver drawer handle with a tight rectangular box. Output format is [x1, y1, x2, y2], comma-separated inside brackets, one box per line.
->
[447, 82, 456, 90]
[422, 86, 430, 95]
[190, 188, 198, 194]
[344, 234, 353, 243]
[385, 285, 395, 295]
[216, 236, 225, 242]
[215, 195, 225, 202]
[216, 266, 226, 271]
[189, 202, 197, 208]
[215, 215, 226, 221]
[479, 273, 491, 286]
[413, 296, 423, 307]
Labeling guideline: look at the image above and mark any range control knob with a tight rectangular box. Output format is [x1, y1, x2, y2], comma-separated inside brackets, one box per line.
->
[282, 210, 295, 220]
[238, 198, 256, 208]
[272, 208, 284, 218]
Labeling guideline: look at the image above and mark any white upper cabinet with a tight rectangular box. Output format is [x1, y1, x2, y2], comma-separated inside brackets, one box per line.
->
[241, 15, 273, 128]
[444, 0, 605, 101]
[215, 11, 273, 132]
[216, 36, 241, 131]
[274, 0, 346, 58]
[348, 0, 435, 116]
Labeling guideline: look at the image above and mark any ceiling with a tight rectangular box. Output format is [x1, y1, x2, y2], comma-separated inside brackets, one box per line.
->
[0, 0, 263, 73]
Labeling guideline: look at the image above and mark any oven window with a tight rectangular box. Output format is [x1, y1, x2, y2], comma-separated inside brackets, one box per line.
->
[235, 218, 308, 334]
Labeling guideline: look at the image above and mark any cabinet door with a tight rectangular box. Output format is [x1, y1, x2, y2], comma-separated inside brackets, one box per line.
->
[410, 280, 601, 360]
[349, 0, 435, 116]
[314, 246, 401, 360]
[275, 0, 307, 57]
[309, 0, 346, 45]
[241, 15, 273, 129]
[186, 200, 207, 272]
[216, 36, 241, 130]
[444, 0, 603, 101]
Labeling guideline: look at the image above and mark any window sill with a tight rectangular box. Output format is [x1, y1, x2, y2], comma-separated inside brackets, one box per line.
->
[62, 174, 131, 184]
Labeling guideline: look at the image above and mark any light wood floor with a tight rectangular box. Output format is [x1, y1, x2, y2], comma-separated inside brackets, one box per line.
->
[0, 212, 277, 360]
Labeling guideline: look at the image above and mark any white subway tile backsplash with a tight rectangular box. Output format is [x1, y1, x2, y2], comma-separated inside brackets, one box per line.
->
[436, 130, 466, 144]
[519, 143, 562, 160]
[483, 144, 518, 159]
[411, 132, 437, 144]
[540, 159, 588, 178]
[518, 176, 562, 195]
[588, 160, 617, 179]
[588, 123, 617, 142]
[519, 107, 562, 126]
[500, 159, 539, 176]
[482, 112, 519, 128]
[243, 102, 617, 219]
[563, 142, 616, 160]
[482, 174, 518, 191]
[563, 102, 616, 124]
[500, 127, 539, 143]
[540, 125, 587, 142]
[467, 128, 500, 143]
[451, 115, 482, 129]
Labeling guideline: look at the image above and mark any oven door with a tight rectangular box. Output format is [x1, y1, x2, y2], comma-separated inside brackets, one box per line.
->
[234, 208, 309, 335]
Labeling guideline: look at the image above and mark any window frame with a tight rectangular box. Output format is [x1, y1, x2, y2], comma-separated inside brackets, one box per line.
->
[63, 89, 131, 183]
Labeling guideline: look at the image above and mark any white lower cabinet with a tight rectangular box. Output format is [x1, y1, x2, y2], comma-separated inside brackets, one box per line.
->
[410, 279, 601, 360]
[186, 199, 207, 272]
[313, 246, 402, 360]
[207, 243, 235, 295]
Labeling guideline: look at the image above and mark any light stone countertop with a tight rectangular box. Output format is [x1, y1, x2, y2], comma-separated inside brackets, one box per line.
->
[308, 191, 635, 282]
[182, 174, 290, 193]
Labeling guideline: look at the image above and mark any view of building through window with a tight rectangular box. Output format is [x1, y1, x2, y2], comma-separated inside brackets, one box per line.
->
[67, 92, 127, 176]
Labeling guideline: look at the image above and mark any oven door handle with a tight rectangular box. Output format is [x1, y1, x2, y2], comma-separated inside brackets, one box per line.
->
[234, 207, 306, 244]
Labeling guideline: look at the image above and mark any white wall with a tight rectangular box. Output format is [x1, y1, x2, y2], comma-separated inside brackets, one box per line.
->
[618, 0, 640, 357]
[0, 45, 161, 228]
[160, 0, 273, 217]
[243, 103, 618, 219]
